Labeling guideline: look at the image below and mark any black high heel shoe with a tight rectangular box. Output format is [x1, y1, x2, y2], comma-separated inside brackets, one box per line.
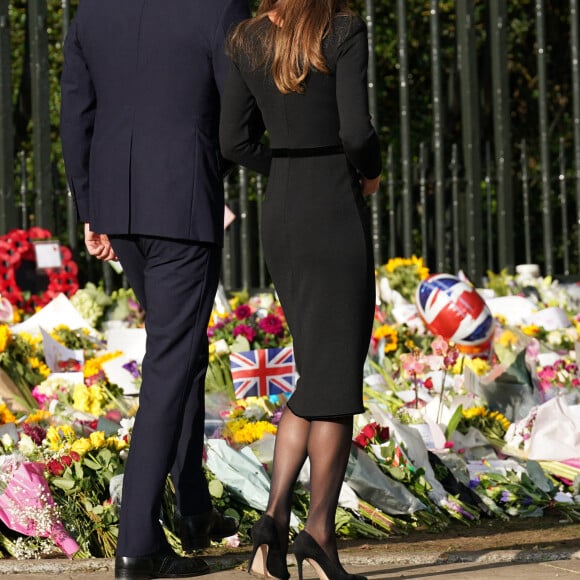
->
[248, 515, 289, 580]
[293, 530, 367, 580]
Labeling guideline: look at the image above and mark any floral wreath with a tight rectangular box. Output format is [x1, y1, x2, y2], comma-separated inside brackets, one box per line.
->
[0, 227, 79, 312]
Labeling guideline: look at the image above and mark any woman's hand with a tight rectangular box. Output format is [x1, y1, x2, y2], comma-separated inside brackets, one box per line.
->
[361, 175, 380, 197]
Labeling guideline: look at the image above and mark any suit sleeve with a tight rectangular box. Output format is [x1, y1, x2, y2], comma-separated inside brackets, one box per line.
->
[336, 21, 381, 179]
[212, 0, 251, 96]
[219, 61, 271, 176]
[59, 15, 95, 223]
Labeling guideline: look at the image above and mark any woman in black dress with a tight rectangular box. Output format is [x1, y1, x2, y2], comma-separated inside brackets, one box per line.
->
[220, 1, 381, 579]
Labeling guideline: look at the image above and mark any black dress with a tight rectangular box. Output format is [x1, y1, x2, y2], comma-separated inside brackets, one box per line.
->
[219, 15, 382, 418]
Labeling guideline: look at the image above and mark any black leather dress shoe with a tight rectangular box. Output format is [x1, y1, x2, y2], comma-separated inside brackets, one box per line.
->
[178, 508, 239, 551]
[115, 552, 210, 579]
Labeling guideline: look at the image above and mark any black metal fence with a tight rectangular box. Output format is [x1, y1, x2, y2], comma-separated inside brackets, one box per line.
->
[2, 0, 580, 292]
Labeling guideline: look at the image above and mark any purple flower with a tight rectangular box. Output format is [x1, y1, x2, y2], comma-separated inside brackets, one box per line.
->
[468, 478, 480, 489]
[122, 360, 141, 379]
[23, 423, 46, 446]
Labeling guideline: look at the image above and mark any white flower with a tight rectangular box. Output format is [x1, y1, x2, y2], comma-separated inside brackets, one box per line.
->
[213, 339, 230, 356]
[547, 330, 563, 347]
[118, 417, 135, 439]
[18, 434, 37, 457]
[1, 433, 14, 450]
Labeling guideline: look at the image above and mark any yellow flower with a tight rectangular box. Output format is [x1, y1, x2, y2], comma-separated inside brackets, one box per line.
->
[71, 437, 92, 456]
[521, 324, 541, 337]
[46, 425, 75, 451]
[493, 314, 507, 326]
[497, 329, 518, 348]
[89, 431, 106, 449]
[230, 420, 277, 445]
[72, 384, 92, 414]
[29, 357, 51, 378]
[24, 409, 51, 423]
[453, 355, 490, 376]
[106, 436, 128, 451]
[0, 403, 16, 424]
[373, 324, 398, 353]
[0, 324, 11, 353]
[83, 351, 122, 378]
[50, 325, 72, 344]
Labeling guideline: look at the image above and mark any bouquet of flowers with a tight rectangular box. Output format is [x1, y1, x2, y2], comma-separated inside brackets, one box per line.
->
[0, 458, 79, 558]
[377, 255, 430, 304]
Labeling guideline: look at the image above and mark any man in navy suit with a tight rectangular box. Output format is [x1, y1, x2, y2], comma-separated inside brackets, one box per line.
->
[60, 1, 250, 578]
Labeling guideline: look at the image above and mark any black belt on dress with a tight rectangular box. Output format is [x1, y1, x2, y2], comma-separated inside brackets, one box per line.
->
[271, 144, 344, 158]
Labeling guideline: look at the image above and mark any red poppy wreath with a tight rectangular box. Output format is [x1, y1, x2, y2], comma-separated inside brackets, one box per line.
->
[0, 228, 79, 312]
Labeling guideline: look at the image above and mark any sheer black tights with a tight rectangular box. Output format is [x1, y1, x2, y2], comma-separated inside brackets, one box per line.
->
[265, 407, 353, 564]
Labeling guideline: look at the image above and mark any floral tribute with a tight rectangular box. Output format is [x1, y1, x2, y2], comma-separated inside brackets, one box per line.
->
[0, 228, 78, 312]
[0, 261, 577, 560]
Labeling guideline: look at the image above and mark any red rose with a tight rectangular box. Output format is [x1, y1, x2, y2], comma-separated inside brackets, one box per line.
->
[353, 433, 369, 448]
[361, 422, 377, 439]
[61, 455, 73, 466]
[377, 426, 390, 442]
[47, 459, 65, 476]
[70, 451, 81, 462]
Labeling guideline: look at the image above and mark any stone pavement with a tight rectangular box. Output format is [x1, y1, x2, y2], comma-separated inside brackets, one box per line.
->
[0, 550, 579, 580]
[0, 517, 579, 579]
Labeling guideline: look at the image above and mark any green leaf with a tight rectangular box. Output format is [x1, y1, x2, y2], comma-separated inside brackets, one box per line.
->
[445, 404, 464, 439]
[52, 477, 76, 491]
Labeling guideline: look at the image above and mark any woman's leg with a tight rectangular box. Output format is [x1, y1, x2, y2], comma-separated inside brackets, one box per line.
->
[264, 407, 310, 552]
[304, 417, 353, 563]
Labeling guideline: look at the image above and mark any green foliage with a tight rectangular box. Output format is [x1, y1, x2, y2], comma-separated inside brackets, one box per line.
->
[6, 0, 579, 271]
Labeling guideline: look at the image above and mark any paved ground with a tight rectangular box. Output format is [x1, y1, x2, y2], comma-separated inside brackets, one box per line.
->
[0, 517, 578, 579]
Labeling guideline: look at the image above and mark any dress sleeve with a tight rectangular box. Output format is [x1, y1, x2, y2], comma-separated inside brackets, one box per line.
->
[219, 61, 271, 176]
[59, 14, 95, 223]
[336, 21, 381, 179]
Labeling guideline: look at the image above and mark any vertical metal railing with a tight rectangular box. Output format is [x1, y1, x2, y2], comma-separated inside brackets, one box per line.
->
[559, 137, 570, 275]
[570, 0, 580, 274]
[5, 2, 580, 290]
[28, 0, 53, 231]
[450, 143, 460, 273]
[397, 0, 413, 257]
[456, 0, 483, 283]
[0, 0, 17, 232]
[364, 0, 383, 267]
[520, 140, 533, 265]
[489, 0, 514, 274]
[535, 0, 553, 275]
[429, 0, 446, 273]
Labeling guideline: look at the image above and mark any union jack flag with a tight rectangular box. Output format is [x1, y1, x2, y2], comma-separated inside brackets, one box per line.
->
[230, 347, 296, 399]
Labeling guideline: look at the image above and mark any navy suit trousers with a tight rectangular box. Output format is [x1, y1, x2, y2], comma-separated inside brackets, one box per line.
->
[110, 235, 221, 556]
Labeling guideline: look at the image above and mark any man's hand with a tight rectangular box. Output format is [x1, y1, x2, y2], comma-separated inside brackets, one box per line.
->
[361, 175, 381, 197]
[84, 223, 117, 261]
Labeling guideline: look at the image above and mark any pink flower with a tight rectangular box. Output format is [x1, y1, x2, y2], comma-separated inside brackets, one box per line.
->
[259, 314, 283, 336]
[234, 304, 253, 320]
[431, 335, 449, 356]
[444, 347, 459, 368]
[233, 324, 256, 343]
[400, 352, 425, 376]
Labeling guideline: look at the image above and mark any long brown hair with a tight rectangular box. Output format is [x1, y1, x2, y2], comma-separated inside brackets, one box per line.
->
[229, 0, 350, 94]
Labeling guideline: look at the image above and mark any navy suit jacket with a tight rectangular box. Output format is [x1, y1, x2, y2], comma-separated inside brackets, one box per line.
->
[60, 0, 250, 245]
